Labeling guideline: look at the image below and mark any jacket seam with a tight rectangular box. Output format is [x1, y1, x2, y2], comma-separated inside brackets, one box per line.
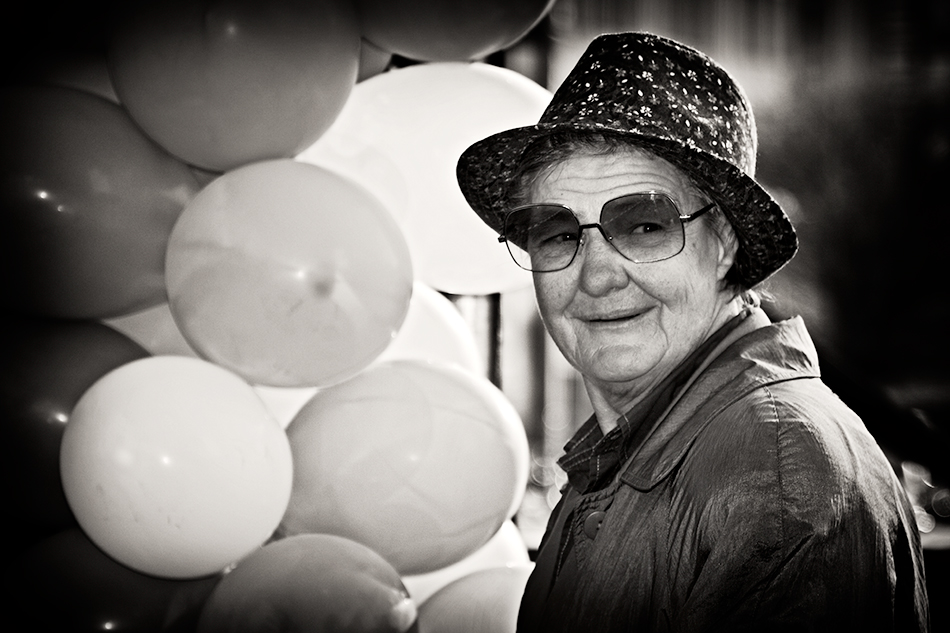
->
[764, 385, 787, 543]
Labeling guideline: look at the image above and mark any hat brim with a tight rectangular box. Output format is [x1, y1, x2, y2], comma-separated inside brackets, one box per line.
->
[457, 124, 798, 288]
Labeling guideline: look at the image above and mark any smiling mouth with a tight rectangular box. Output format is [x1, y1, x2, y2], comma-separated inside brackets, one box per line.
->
[587, 307, 651, 324]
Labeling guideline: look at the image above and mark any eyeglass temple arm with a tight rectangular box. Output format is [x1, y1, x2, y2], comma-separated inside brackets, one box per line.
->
[681, 202, 716, 222]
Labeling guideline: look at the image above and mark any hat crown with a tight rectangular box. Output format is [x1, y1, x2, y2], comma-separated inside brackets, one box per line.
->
[540, 32, 758, 177]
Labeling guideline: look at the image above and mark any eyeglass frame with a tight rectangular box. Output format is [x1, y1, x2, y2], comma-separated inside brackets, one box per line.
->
[497, 191, 717, 273]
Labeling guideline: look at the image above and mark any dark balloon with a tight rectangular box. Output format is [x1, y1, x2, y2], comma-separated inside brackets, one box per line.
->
[358, 38, 393, 82]
[356, 0, 555, 61]
[108, 0, 361, 172]
[0, 84, 201, 319]
[31, 51, 120, 102]
[0, 316, 149, 553]
[197, 534, 417, 633]
[1, 528, 220, 632]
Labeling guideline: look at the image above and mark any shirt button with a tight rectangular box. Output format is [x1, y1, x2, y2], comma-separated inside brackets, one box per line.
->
[583, 511, 607, 539]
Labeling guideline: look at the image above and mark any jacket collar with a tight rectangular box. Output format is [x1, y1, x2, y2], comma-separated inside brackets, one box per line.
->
[619, 308, 822, 491]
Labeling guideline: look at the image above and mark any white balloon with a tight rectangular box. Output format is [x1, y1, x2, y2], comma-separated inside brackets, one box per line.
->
[376, 282, 483, 374]
[402, 520, 530, 606]
[280, 360, 530, 575]
[253, 384, 320, 430]
[298, 62, 548, 295]
[296, 128, 410, 223]
[164, 160, 414, 388]
[60, 356, 293, 579]
[416, 562, 535, 633]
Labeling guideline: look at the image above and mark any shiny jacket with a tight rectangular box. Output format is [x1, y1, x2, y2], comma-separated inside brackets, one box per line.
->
[518, 311, 929, 632]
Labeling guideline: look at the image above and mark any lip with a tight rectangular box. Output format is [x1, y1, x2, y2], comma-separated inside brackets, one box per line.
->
[581, 305, 653, 324]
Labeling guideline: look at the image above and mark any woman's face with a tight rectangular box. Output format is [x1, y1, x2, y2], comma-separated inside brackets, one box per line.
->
[530, 148, 738, 407]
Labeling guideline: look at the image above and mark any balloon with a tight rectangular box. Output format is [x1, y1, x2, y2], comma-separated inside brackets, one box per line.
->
[197, 534, 418, 633]
[104, 301, 200, 358]
[0, 317, 149, 548]
[279, 360, 530, 575]
[60, 356, 293, 579]
[190, 165, 223, 187]
[30, 52, 119, 102]
[356, 0, 555, 61]
[359, 38, 392, 82]
[402, 520, 530, 606]
[298, 62, 549, 294]
[416, 563, 534, 633]
[1, 528, 220, 632]
[296, 128, 411, 224]
[0, 85, 201, 319]
[376, 282, 483, 374]
[253, 385, 320, 430]
[108, 0, 361, 172]
[165, 159, 413, 388]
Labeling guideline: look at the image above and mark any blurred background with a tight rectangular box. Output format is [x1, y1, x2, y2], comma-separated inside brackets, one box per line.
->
[2, 0, 948, 629]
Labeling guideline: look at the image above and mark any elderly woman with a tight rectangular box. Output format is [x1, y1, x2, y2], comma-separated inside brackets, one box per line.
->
[457, 32, 929, 632]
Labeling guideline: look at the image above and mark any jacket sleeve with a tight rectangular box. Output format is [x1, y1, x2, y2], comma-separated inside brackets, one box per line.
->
[671, 380, 929, 633]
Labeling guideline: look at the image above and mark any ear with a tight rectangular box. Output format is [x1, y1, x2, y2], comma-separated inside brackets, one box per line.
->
[713, 220, 739, 283]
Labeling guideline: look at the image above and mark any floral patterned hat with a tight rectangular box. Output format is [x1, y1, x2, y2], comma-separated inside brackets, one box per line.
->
[456, 31, 798, 287]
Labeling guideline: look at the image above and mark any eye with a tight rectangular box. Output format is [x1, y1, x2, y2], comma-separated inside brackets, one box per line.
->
[542, 231, 579, 244]
[629, 222, 665, 234]
[528, 214, 579, 248]
[611, 216, 672, 236]
[529, 229, 578, 252]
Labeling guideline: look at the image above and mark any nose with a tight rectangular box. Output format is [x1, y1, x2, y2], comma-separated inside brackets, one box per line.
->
[576, 225, 630, 295]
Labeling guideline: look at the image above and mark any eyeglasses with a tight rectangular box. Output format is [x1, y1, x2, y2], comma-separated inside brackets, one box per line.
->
[498, 192, 716, 273]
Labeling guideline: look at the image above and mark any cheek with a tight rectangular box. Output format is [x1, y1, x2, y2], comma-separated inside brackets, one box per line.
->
[533, 275, 582, 355]
[533, 273, 573, 321]
[645, 247, 723, 323]
[653, 267, 725, 345]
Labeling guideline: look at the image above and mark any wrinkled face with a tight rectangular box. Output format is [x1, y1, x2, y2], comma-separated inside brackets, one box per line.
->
[529, 148, 737, 403]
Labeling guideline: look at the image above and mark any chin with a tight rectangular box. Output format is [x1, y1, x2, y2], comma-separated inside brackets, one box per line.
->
[580, 344, 661, 385]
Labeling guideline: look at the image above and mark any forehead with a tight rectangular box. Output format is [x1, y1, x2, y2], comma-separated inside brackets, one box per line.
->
[530, 147, 699, 208]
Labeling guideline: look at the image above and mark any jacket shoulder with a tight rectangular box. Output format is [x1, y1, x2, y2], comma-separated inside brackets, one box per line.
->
[679, 377, 908, 537]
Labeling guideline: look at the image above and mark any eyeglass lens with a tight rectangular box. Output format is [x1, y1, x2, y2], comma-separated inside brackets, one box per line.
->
[504, 193, 686, 272]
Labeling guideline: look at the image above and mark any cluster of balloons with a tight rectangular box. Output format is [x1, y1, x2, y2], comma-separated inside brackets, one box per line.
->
[2, 0, 557, 631]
